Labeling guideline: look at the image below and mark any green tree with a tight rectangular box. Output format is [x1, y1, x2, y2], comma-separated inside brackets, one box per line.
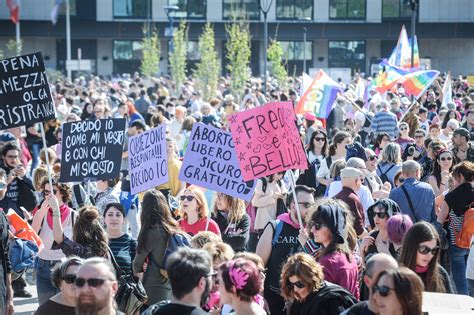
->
[140, 25, 161, 77]
[194, 23, 220, 101]
[267, 39, 288, 90]
[169, 21, 187, 94]
[6, 39, 22, 57]
[225, 20, 251, 100]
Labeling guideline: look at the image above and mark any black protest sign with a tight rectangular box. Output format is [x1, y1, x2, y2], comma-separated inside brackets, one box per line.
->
[59, 119, 126, 182]
[0, 52, 55, 129]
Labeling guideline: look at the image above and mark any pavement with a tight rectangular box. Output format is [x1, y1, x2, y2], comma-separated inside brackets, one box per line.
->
[13, 284, 38, 315]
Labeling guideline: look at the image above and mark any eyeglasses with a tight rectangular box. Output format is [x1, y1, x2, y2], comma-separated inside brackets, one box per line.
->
[297, 202, 313, 209]
[43, 189, 58, 196]
[372, 211, 389, 219]
[400, 127, 408, 131]
[287, 280, 306, 290]
[372, 285, 394, 297]
[314, 137, 326, 142]
[180, 195, 195, 202]
[311, 222, 328, 230]
[368, 155, 378, 161]
[418, 245, 440, 255]
[75, 277, 111, 288]
[414, 135, 425, 139]
[439, 156, 452, 161]
[63, 274, 76, 284]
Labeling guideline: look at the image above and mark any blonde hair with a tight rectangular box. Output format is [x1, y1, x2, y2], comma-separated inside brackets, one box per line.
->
[213, 194, 246, 225]
[381, 142, 402, 164]
[32, 166, 48, 191]
[182, 186, 209, 220]
[40, 147, 57, 166]
[202, 241, 234, 265]
[190, 231, 222, 249]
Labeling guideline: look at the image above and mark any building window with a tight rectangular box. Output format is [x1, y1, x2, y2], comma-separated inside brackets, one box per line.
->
[113, 0, 148, 18]
[223, 0, 260, 20]
[113, 40, 143, 60]
[328, 40, 366, 73]
[276, 0, 313, 20]
[187, 41, 200, 60]
[169, 0, 206, 19]
[329, 0, 365, 19]
[280, 41, 312, 60]
[382, 0, 411, 19]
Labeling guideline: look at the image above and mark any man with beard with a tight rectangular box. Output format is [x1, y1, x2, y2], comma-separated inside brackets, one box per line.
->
[75, 258, 121, 315]
[144, 247, 211, 315]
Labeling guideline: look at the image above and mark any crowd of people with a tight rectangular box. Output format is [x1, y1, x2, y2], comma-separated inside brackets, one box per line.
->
[0, 71, 473, 315]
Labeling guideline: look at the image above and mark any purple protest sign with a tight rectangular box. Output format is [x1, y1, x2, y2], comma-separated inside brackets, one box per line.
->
[178, 123, 255, 201]
[128, 125, 168, 194]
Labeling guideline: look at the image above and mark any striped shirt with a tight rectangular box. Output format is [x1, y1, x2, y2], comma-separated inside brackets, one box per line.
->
[371, 110, 399, 139]
[109, 234, 137, 274]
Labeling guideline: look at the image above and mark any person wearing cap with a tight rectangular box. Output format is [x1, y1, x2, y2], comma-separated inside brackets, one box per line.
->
[334, 167, 368, 237]
[307, 200, 360, 299]
[371, 100, 399, 140]
[452, 127, 474, 163]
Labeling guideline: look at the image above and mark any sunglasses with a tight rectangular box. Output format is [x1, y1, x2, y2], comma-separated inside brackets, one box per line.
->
[372, 284, 394, 297]
[63, 274, 76, 284]
[43, 189, 58, 195]
[400, 127, 408, 131]
[372, 211, 389, 219]
[287, 280, 306, 290]
[418, 245, 440, 255]
[180, 195, 195, 202]
[368, 155, 378, 161]
[314, 137, 326, 142]
[297, 202, 313, 209]
[439, 156, 452, 161]
[311, 222, 328, 230]
[0, 183, 6, 190]
[75, 277, 110, 288]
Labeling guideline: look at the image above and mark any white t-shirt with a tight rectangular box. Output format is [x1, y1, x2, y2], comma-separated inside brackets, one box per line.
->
[466, 236, 474, 280]
[316, 156, 345, 179]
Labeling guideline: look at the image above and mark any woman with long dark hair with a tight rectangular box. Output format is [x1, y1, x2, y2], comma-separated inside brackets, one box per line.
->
[373, 132, 391, 156]
[133, 190, 185, 305]
[316, 131, 351, 187]
[399, 222, 454, 293]
[428, 150, 454, 197]
[297, 129, 328, 196]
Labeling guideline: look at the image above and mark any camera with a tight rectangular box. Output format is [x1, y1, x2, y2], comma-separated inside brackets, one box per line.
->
[407, 145, 416, 156]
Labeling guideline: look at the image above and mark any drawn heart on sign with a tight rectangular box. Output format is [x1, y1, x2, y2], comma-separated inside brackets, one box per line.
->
[253, 145, 262, 153]
[257, 136, 267, 142]
[263, 144, 272, 150]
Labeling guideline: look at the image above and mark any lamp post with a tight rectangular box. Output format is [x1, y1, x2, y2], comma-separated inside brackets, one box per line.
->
[410, 0, 417, 68]
[299, 17, 311, 75]
[164, 5, 179, 53]
[259, 0, 273, 97]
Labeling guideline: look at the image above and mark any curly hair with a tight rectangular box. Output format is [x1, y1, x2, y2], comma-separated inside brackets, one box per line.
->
[202, 241, 234, 265]
[41, 175, 72, 203]
[280, 253, 324, 301]
[73, 206, 109, 258]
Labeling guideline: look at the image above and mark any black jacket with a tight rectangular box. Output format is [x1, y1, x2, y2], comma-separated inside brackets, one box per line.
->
[213, 210, 249, 252]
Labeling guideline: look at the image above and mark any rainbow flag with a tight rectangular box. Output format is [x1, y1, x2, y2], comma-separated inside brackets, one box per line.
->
[316, 85, 340, 119]
[410, 35, 420, 69]
[401, 70, 440, 99]
[295, 69, 339, 115]
[388, 26, 420, 69]
[371, 61, 410, 94]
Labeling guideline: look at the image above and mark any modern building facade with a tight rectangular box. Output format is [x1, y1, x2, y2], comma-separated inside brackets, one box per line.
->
[1, 0, 474, 77]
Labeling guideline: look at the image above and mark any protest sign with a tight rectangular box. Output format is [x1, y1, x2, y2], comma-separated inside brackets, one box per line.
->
[179, 123, 256, 201]
[229, 102, 307, 181]
[0, 52, 56, 129]
[59, 119, 126, 182]
[128, 125, 168, 195]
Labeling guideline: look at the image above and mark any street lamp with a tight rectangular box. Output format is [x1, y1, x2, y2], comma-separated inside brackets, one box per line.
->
[259, 0, 273, 97]
[409, 0, 418, 68]
[164, 5, 179, 53]
[299, 17, 311, 75]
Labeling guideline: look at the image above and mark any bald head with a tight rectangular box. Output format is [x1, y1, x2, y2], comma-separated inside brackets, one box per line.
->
[365, 253, 398, 283]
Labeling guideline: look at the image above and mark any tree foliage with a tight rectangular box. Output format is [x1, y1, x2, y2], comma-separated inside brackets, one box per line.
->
[5, 39, 22, 57]
[140, 25, 161, 77]
[194, 23, 220, 101]
[267, 39, 288, 90]
[225, 20, 251, 101]
[169, 21, 188, 94]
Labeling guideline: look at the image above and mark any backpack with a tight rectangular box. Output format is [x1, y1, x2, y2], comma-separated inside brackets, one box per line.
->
[149, 233, 191, 280]
[301, 281, 357, 315]
[451, 203, 474, 249]
[9, 238, 38, 273]
[377, 164, 395, 184]
[265, 219, 284, 246]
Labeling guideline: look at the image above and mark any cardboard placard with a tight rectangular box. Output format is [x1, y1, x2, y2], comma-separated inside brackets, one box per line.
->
[0, 52, 56, 129]
[229, 102, 307, 181]
[128, 125, 168, 195]
[59, 119, 126, 182]
[179, 123, 255, 201]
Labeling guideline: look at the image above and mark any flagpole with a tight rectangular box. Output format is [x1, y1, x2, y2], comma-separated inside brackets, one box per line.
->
[66, 0, 72, 81]
[15, 0, 21, 55]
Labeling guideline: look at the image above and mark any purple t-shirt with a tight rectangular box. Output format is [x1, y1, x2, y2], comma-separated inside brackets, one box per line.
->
[319, 251, 360, 299]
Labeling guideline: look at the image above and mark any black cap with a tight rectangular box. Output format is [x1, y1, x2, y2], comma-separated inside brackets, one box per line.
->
[453, 127, 471, 140]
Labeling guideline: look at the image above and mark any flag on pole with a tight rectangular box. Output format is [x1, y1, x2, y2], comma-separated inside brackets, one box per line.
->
[300, 72, 313, 97]
[6, 0, 20, 24]
[400, 70, 440, 99]
[295, 69, 340, 115]
[371, 61, 410, 94]
[50, 0, 62, 25]
[316, 85, 341, 119]
[441, 71, 452, 107]
[388, 25, 412, 69]
[410, 35, 420, 69]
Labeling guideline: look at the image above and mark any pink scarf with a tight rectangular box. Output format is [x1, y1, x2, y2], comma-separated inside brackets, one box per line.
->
[415, 265, 429, 274]
[46, 203, 71, 229]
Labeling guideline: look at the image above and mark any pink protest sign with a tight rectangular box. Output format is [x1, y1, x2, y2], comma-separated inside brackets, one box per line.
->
[229, 102, 307, 181]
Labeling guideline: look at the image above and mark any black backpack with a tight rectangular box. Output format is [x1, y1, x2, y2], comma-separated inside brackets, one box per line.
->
[305, 282, 357, 315]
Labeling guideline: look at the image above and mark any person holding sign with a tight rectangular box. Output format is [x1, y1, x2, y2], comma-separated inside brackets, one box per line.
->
[256, 185, 315, 315]
[179, 186, 220, 237]
[156, 138, 185, 202]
